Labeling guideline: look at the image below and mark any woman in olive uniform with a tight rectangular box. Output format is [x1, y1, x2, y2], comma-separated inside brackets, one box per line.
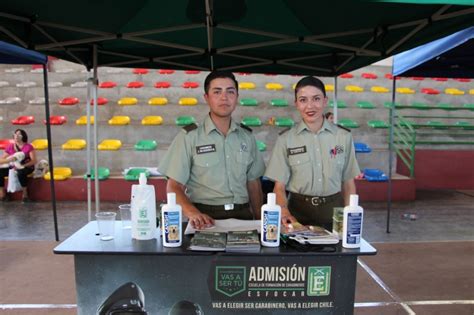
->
[264, 76, 360, 230]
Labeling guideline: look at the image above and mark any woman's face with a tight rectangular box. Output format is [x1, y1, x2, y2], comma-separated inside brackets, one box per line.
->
[295, 85, 328, 124]
[13, 131, 24, 143]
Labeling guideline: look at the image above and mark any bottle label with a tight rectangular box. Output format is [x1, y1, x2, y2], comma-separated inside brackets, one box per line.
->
[346, 212, 361, 244]
[263, 210, 280, 243]
[163, 212, 180, 243]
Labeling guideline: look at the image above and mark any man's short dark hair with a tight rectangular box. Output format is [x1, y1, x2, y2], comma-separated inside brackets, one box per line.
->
[294, 76, 326, 99]
[204, 70, 239, 94]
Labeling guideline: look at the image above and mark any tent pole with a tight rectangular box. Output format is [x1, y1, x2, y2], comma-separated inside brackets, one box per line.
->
[387, 75, 396, 233]
[93, 44, 100, 212]
[333, 76, 338, 123]
[86, 75, 92, 221]
[43, 64, 59, 241]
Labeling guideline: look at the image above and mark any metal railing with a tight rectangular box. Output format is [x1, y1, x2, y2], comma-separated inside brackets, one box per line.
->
[392, 112, 416, 177]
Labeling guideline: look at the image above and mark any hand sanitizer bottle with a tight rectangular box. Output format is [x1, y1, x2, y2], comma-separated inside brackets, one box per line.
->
[261, 193, 281, 247]
[131, 173, 156, 240]
[342, 194, 364, 248]
[161, 192, 182, 247]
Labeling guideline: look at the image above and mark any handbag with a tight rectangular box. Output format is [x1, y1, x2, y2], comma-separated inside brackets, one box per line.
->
[7, 168, 22, 193]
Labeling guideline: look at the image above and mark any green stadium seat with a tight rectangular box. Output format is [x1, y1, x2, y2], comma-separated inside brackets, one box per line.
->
[270, 99, 288, 107]
[384, 101, 402, 109]
[274, 117, 295, 127]
[240, 98, 258, 106]
[329, 100, 347, 108]
[454, 121, 474, 130]
[463, 103, 474, 111]
[426, 121, 447, 129]
[241, 117, 262, 127]
[437, 103, 456, 111]
[124, 168, 150, 181]
[367, 120, 389, 129]
[338, 119, 359, 128]
[256, 140, 267, 152]
[411, 102, 430, 110]
[175, 116, 196, 126]
[84, 167, 110, 180]
[134, 140, 157, 151]
[356, 101, 375, 109]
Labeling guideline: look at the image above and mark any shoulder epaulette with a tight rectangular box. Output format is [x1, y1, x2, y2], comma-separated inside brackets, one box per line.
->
[182, 123, 198, 133]
[279, 127, 290, 135]
[239, 123, 252, 132]
[336, 124, 351, 132]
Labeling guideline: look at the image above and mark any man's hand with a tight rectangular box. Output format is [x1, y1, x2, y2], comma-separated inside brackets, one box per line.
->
[281, 207, 297, 227]
[187, 210, 215, 230]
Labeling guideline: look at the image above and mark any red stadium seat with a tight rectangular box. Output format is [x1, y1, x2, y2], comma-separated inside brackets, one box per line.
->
[59, 97, 79, 105]
[339, 73, 353, 79]
[384, 73, 400, 80]
[433, 77, 448, 82]
[133, 68, 149, 75]
[154, 81, 171, 88]
[11, 116, 35, 125]
[454, 78, 471, 83]
[0, 139, 14, 149]
[44, 115, 67, 125]
[89, 97, 109, 105]
[127, 81, 144, 88]
[421, 88, 440, 95]
[159, 69, 175, 74]
[99, 81, 117, 88]
[182, 82, 199, 89]
[411, 76, 425, 81]
[31, 64, 43, 70]
[237, 72, 251, 76]
[361, 72, 377, 79]
[185, 70, 200, 74]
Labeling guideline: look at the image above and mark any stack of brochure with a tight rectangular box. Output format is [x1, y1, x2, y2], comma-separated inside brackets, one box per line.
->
[189, 231, 227, 251]
[225, 230, 260, 252]
[281, 223, 340, 245]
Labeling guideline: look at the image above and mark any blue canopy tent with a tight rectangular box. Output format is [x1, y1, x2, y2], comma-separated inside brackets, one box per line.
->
[385, 26, 474, 233]
[0, 40, 59, 241]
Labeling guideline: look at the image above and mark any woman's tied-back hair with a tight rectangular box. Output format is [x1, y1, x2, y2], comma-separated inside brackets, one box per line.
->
[14, 129, 28, 143]
[294, 76, 326, 99]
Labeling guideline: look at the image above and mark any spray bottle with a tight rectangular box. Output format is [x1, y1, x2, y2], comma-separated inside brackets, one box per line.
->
[261, 193, 281, 247]
[342, 194, 364, 248]
[161, 192, 182, 247]
[131, 173, 156, 240]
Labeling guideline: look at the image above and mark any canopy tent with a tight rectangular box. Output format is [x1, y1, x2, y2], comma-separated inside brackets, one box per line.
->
[0, 1, 473, 75]
[393, 26, 474, 78]
[0, 40, 59, 241]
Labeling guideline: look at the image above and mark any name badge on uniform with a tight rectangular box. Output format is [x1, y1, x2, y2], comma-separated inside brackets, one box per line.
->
[287, 145, 307, 156]
[196, 144, 216, 154]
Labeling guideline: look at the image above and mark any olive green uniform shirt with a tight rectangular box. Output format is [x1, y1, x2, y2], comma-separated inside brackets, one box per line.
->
[264, 119, 360, 196]
[158, 115, 265, 205]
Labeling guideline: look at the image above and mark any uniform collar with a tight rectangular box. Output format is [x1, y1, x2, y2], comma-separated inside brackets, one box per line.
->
[204, 114, 239, 135]
[296, 118, 335, 135]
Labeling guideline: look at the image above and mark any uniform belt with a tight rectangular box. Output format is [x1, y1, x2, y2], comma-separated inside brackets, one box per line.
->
[194, 203, 249, 211]
[289, 192, 340, 206]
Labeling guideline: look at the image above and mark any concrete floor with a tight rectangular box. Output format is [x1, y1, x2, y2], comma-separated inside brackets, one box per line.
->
[0, 189, 473, 314]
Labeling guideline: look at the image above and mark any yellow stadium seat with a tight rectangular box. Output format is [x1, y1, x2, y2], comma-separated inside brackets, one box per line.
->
[44, 167, 72, 180]
[75, 116, 94, 125]
[179, 97, 198, 106]
[445, 88, 464, 95]
[345, 85, 364, 92]
[239, 82, 256, 90]
[108, 116, 130, 125]
[325, 84, 334, 92]
[265, 83, 284, 90]
[62, 139, 86, 150]
[469, 89, 474, 95]
[31, 139, 48, 150]
[141, 116, 163, 125]
[118, 97, 138, 105]
[371, 86, 389, 93]
[396, 87, 415, 94]
[98, 139, 122, 150]
[148, 97, 168, 105]
[292, 83, 296, 90]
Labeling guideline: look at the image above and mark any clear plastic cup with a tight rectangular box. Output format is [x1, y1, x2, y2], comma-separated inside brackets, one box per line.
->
[96, 211, 116, 241]
[119, 204, 132, 229]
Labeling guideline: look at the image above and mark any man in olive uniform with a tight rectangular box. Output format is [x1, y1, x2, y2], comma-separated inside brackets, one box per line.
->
[264, 76, 360, 230]
[158, 71, 265, 229]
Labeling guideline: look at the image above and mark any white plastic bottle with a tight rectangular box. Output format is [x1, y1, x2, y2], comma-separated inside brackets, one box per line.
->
[131, 173, 157, 240]
[161, 192, 182, 247]
[342, 194, 364, 248]
[261, 193, 281, 247]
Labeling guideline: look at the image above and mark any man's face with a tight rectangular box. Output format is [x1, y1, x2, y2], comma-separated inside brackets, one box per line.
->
[295, 85, 327, 124]
[204, 78, 238, 118]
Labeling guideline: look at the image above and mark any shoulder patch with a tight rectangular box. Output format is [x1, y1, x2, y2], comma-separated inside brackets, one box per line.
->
[182, 123, 198, 133]
[239, 123, 252, 132]
[278, 127, 290, 135]
[337, 124, 351, 132]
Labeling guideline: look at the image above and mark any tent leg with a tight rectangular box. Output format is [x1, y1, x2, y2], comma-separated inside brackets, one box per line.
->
[387, 76, 397, 234]
[43, 64, 59, 241]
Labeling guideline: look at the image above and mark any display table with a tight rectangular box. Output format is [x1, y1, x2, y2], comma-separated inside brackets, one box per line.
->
[54, 222, 376, 315]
